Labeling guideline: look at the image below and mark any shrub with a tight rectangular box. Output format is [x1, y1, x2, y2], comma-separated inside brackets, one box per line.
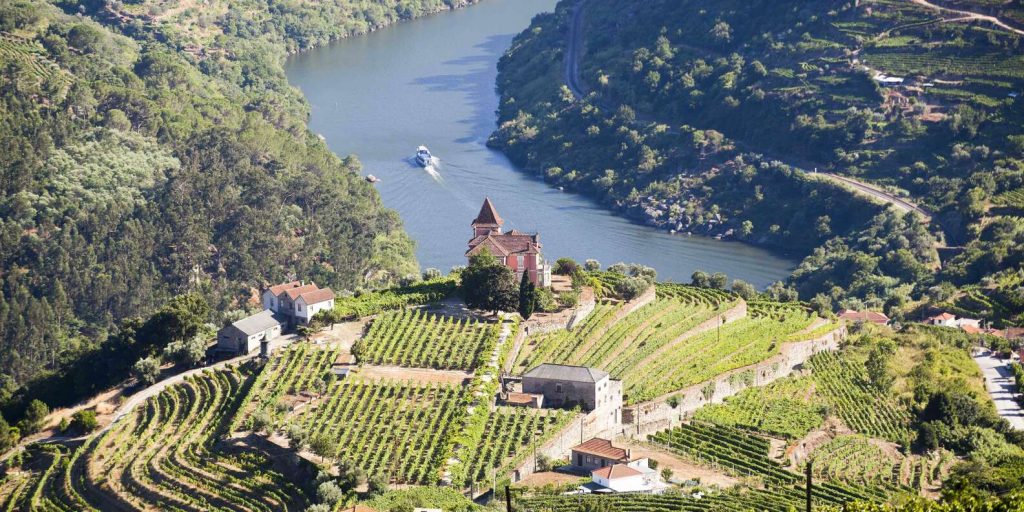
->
[615, 276, 650, 300]
[70, 410, 98, 433]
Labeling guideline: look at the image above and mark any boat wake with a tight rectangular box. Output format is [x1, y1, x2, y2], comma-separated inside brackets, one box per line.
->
[423, 157, 444, 183]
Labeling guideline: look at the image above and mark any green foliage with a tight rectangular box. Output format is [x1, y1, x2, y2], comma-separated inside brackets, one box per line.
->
[356, 309, 500, 370]
[18, 399, 48, 435]
[460, 251, 518, 312]
[132, 356, 161, 387]
[69, 409, 98, 433]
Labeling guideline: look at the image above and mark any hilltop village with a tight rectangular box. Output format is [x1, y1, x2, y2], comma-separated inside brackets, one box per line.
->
[2, 199, 1021, 511]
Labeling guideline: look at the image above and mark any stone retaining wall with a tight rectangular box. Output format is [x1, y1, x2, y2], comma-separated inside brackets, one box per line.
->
[621, 325, 846, 438]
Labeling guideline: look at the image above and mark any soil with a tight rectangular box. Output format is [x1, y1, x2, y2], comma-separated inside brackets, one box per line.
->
[356, 365, 473, 385]
[514, 471, 587, 488]
[618, 440, 740, 488]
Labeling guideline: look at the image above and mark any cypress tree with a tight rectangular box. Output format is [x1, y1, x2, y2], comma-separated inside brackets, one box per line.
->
[518, 271, 536, 320]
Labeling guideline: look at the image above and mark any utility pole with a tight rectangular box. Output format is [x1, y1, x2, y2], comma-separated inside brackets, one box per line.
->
[805, 461, 813, 512]
[505, 486, 512, 512]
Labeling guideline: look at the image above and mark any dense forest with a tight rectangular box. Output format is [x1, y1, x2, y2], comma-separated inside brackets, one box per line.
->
[490, 0, 1024, 321]
[0, 0, 481, 417]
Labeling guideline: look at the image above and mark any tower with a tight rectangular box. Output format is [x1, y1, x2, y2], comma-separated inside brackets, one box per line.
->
[471, 197, 504, 237]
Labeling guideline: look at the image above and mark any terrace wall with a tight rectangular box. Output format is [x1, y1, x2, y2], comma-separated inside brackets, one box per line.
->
[620, 325, 847, 439]
[509, 399, 623, 479]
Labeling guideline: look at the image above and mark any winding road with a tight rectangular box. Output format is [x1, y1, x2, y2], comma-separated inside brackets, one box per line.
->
[561, 0, 934, 223]
[911, 0, 1024, 36]
[973, 348, 1024, 430]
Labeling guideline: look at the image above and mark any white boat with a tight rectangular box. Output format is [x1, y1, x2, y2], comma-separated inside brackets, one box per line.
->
[415, 146, 432, 167]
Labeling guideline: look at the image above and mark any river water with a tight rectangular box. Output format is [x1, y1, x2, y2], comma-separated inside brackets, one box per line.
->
[284, 0, 794, 286]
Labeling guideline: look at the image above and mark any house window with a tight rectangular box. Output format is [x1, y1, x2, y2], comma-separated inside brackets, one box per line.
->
[516, 255, 524, 267]
[555, 384, 562, 393]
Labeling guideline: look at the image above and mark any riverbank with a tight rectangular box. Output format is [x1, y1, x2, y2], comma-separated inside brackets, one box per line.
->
[284, 0, 795, 287]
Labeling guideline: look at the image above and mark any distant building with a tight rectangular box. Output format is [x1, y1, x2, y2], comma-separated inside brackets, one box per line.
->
[926, 312, 957, 327]
[588, 459, 665, 494]
[216, 310, 286, 355]
[466, 198, 551, 287]
[262, 280, 336, 326]
[839, 309, 890, 326]
[521, 363, 621, 416]
[570, 438, 629, 471]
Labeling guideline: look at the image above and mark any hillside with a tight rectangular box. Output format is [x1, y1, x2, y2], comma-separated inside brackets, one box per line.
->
[489, 0, 1024, 315]
[0, 0, 493, 413]
[2, 276, 1019, 510]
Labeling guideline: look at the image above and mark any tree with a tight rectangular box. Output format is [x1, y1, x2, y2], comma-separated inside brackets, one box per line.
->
[0, 414, 18, 451]
[20, 399, 49, 434]
[518, 271, 537, 320]
[316, 480, 345, 507]
[730, 280, 757, 300]
[553, 258, 579, 276]
[661, 467, 674, 483]
[284, 424, 308, 451]
[422, 268, 442, 280]
[615, 277, 650, 300]
[132, 357, 161, 386]
[709, 272, 728, 289]
[583, 259, 601, 271]
[367, 473, 389, 497]
[164, 333, 207, 367]
[70, 410, 98, 433]
[739, 220, 754, 238]
[865, 341, 895, 392]
[691, 270, 710, 287]
[460, 250, 518, 313]
[309, 433, 337, 462]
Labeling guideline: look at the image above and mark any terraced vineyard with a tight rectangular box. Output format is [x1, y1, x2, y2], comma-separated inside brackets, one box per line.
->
[518, 482, 888, 512]
[233, 342, 343, 430]
[298, 378, 467, 484]
[459, 407, 575, 489]
[513, 284, 832, 404]
[650, 422, 799, 484]
[626, 303, 819, 403]
[809, 351, 914, 444]
[333, 277, 456, 320]
[357, 309, 499, 370]
[0, 368, 312, 511]
[693, 375, 826, 439]
[511, 302, 622, 373]
[0, 33, 71, 92]
[809, 435, 954, 492]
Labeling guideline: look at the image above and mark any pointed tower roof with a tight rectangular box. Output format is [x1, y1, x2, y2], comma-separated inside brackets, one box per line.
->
[472, 198, 504, 227]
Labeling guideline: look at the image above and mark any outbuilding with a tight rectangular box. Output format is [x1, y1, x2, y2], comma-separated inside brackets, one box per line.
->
[217, 310, 286, 355]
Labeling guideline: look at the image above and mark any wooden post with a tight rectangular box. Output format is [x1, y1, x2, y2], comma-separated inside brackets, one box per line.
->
[805, 461, 813, 512]
[505, 486, 513, 512]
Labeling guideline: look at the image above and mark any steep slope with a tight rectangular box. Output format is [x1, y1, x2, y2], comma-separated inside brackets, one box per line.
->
[490, 0, 1024, 311]
[0, 0, 478, 399]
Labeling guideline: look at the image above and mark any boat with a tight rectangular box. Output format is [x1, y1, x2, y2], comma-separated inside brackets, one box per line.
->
[365, 174, 379, 183]
[415, 146, 432, 167]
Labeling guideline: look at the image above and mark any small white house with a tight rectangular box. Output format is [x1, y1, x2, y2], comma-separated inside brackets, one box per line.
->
[217, 310, 287, 355]
[589, 459, 666, 494]
[263, 281, 336, 325]
[293, 288, 336, 324]
[926, 312, 957, 327]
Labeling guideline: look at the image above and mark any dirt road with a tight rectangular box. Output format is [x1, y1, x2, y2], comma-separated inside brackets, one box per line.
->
[910, 0, 1024, 35]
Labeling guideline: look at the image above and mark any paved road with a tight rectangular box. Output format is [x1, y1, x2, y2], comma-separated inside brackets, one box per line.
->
[911, 0, 1024, 35]
[564, 0, 587, 99]
[820, 173, 932, 222]
[973, 348, 1024, 430]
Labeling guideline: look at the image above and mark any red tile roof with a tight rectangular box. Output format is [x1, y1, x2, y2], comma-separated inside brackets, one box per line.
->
[572, 438, 628, 461]
[283, 284, 320, 300]
[298, 288, 335, 305]
[472, 198, 503, 226]
[267, 281, 302, 295]
[592, 464, 641, 479]
[962, 325, 983, 334]
[928, 312, 956, 321]
[839, 310, 890, 325]
[467, 233, 540, 257]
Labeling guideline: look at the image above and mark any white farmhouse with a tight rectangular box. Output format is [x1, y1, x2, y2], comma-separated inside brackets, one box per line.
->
[263, 280, 336, 326]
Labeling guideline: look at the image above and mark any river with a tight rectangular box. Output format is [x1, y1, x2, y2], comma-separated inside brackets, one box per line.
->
[284, 0, 795, 287]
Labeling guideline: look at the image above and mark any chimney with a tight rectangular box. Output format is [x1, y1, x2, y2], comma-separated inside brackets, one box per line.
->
[626, 448, 631, 461]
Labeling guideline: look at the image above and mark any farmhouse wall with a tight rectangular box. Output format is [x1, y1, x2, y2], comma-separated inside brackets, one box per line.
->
[621, 325, 846, 438]
[511, 398, 623, 478]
